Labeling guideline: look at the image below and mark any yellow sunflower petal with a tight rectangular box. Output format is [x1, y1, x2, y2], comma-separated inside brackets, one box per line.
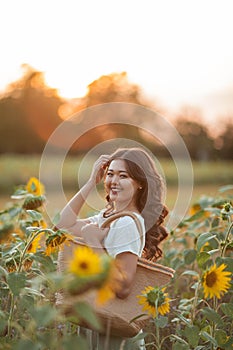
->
[27, 232, 43, 253]
[96, 284, 115, 305]
[202, 263, 231, 299]
[45, 232, 73, 256]
[137, 286, 171, 318]
[26, 177, 45, 196]
[158, 296, 170, 315]
[69, 246, 102, 277]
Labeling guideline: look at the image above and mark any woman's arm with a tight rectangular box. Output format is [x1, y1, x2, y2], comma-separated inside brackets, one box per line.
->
[56, 179, 96, 229]
[56, 154, 110, 230]
[115, 252, 138, 299]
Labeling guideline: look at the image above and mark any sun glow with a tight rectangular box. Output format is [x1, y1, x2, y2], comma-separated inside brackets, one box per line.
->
[1, 0, 233, 119]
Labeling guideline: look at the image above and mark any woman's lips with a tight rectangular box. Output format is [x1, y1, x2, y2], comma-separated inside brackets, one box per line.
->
[111, 188, 121, 195]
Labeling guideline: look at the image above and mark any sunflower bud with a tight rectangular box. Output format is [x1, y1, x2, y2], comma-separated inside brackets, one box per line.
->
[23, 194, 45, 210]
[223, 202, 231, 212]
[221, 212, 228, 221]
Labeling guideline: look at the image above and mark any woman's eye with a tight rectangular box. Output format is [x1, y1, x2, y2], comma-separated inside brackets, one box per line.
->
[107, 172, 113, 176]
[120, 174, 127, 178]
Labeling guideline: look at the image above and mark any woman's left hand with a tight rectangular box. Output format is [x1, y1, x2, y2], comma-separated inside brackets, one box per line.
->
[81, 223, 109, 248]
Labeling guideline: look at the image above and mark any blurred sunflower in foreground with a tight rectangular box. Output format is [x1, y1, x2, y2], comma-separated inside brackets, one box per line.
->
[68, 246, 124, 305]
[138, 286, 171, 317]
[69, 246, 102, 276]
[202, 263, 231, 299]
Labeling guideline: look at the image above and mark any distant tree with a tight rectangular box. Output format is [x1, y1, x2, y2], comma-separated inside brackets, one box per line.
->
[0, 64, 62, 153]
[86, 72, 143, 106]
[174, 108, 215, 160]
[59, 72, 163, 153]
[215, 119, 233, 160]
[0, 67, 172, 156]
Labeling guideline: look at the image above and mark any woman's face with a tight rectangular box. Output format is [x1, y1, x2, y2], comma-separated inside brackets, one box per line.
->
[104, 159, 139, 210]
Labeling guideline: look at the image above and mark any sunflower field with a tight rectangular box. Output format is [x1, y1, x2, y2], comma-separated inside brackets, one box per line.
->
[0, 178, 232, 350]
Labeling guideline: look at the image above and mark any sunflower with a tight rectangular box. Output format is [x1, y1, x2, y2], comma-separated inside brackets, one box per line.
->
[27, 232, 44, 253]
[32, 220, 47, 229]
[202, 263, 231, 299]
[96, 259, 125, 305]
[26, 177, 45, 196]
[69, 246, 102, 277]
[138, 286, 170, 318]
[0, 222, 14, 243]
[189, 203, 210, 218]
[23, 194, 45, 210]
[45, 231, 73, 256]
[189, 203, 202, 216]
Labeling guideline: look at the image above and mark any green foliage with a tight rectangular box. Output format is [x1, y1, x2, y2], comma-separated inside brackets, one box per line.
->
[0, 178, 233, 349]
[0, 178, 117, 349]
[156, 186, 233, 350]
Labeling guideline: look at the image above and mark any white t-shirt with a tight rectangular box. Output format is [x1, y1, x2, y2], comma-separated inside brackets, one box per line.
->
[88, 211, 145, 258]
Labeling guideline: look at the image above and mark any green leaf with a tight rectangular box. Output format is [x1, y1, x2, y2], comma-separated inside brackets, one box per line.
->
[52, 212, 61, 226]
[202, 307, 224, 327]
[7, 206, 22, 218]
[197, 251, 210, 268]
[26, 210, 42, 221]
[74, 301, 102, 331]
[32, 252, 56, 272]
[0, 318, 7, 334]
[6, 272, 26, 296]
[183, 249, 197, 265]
[13, 339, 41, 350]
[184, 325, 199, 347]
[11, 188, 27, 197]
[18, 295, 35, 313]
[219, 184, 233, 192]
[154, 315, 168, 328]
[200, 331, 218, 346]
[220, 303, 233, 318]
[29, 305, 57, 327]
[62, 336, 88, 350]
[196, 232, 217, 252]
[170, 334, 189, 347]
[173, 312, 191, 326]
[215, 329, 228, 346]
[0, 265, 8, 277]
[216, 257, 233, 272]
[130, 331, 148, 342]
[181, 270, 199, 277]
[172, 343, 189, 350]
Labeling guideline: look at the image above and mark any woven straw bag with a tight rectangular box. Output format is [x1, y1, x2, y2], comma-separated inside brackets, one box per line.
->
[56, 211, 174, 338]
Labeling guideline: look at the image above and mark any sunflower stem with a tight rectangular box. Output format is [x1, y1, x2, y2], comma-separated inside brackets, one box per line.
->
[17, 229, 44, 272]
[155, 320, 160, 350]
[210, 297, 218, 350]
[221, 219, 233, 257]
[154, 299, 161, 350]
[190, 280, 200, 324]
[7, 293, 15, 337]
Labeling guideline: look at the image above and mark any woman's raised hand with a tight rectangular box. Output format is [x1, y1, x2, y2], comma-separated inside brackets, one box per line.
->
[89, 154, 111, 184]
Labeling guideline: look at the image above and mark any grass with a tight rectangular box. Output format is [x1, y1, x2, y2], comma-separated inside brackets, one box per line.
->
[0, 154, 232, 216]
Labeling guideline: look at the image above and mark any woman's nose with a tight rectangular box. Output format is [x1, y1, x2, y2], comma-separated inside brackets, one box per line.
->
[111, 174, 119, 184]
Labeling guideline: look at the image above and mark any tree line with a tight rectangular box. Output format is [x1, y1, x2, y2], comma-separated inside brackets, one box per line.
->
[0, 64, 232, 160]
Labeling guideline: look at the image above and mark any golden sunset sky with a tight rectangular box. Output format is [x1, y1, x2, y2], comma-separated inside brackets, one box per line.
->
[1, 0, 233, 122]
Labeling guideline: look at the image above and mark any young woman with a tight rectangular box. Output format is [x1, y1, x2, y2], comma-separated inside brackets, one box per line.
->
[57, 147, 168, 349]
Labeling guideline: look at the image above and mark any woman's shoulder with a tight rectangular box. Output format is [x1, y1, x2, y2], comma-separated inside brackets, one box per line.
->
[112, 212, 144, 230]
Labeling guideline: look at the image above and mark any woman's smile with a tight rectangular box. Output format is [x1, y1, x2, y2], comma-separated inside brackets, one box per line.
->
[105, 159, 139, 211]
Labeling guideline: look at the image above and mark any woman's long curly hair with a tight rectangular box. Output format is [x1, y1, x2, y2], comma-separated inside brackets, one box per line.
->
[104, 147, 169, 261]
